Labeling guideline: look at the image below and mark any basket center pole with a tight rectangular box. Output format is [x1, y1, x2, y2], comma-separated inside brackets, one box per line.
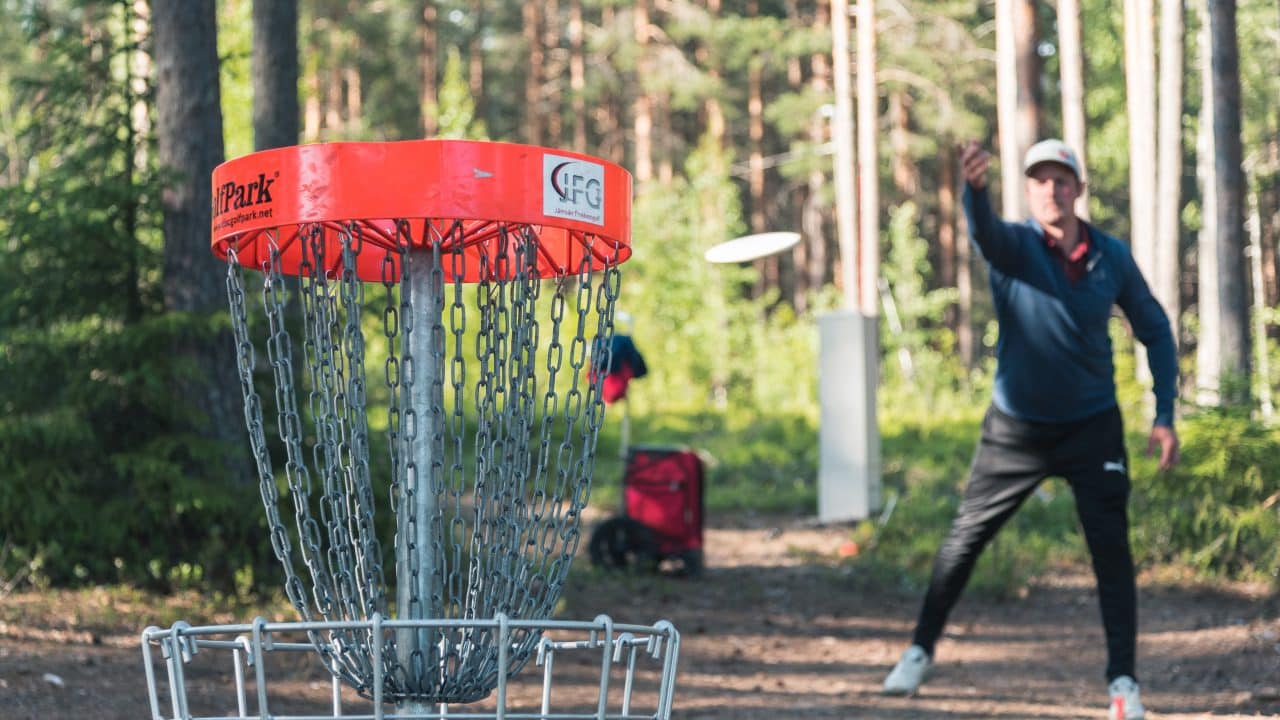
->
[397, 243, 446, 699]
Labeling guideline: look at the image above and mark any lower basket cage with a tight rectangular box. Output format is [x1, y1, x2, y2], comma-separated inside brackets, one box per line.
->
[141, 614, 679, 720]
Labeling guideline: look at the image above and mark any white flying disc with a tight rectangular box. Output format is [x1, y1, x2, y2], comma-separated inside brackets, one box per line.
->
[704, 231, 802, 264]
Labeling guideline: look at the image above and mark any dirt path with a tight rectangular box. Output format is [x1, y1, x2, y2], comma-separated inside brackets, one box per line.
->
[2, 512, 1277, 719]
[566, 514, 1280, 719]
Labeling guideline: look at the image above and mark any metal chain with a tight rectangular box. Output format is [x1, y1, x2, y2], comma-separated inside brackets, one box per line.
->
[226, 217, 623, 704]
[299, 227, 345, 621]
[227, 237, 366, 689]
[380, 220, 409, 695]
[337, 225, 389, 651]
[225, 245, 310, 618]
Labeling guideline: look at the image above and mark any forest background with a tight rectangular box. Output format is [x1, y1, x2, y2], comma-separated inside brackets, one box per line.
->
[0, 0, 1278, 602]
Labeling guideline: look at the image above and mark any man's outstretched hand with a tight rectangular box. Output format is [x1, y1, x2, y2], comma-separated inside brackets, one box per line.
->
[1148, 424, 1180, 471]
[959, 139, 991, 189]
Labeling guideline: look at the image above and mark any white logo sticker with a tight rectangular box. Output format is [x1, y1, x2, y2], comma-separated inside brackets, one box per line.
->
[543, 154, 605, 226]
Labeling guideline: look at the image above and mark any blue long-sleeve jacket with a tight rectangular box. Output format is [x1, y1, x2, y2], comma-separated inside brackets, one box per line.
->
[963, 184, 1177, 427]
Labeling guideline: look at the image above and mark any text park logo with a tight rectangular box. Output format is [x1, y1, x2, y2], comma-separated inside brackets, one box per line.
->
[213, 172, 276, 218]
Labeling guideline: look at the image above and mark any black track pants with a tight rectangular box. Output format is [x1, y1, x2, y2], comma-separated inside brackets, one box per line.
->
[909, 404, 1137, 682]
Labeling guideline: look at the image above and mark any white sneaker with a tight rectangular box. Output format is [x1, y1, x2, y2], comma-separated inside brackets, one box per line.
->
[1108, 675, 1146, 719]
[882, 644, 931, 695]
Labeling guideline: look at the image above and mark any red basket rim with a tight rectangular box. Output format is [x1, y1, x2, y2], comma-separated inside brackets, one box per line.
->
[210, 139, 632, 281]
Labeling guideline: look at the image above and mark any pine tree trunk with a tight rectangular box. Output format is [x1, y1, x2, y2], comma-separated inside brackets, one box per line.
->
[251, 0, 302, 359]
[1208, 0, 1251, 401]
[343, 61, 361, 133]
[569, 0, 586, 152]
[420, 1, 438, 137]
[939, 149, 958, 330]
[1195, 0, 1222, 404]
[1057, 0, 1091, 218]
[1125, 0, 1157, 387]
[889, 91, 917, 197]
[152, 0, 250, 483]
[1263, 138, 1280, 307]
[1125, 0, 1157, 281]
[470, 0, 486, 127]
[303, 58, 321, 141]
[1270, 21, 1280, 310]
[776, 0, 805, 309]
[252, 0, 299, 151]
[745, 0, 765, 242]
[125, 0, 150, 324]
[1248, 178, 1273, 418]
[524, 1, 543, 146]
[701, 0, 726, 150]
[831, 0, 858, 308]
[956, 167, 975, 368]
[993, 0, 1034, 215]
[632, 0, 653, 181]
[543, 0, 562, 146]
[1154, 0, 1184, 332]
[749, 60, 773, 299]
[325, 64, 343, 134]
[748, 60, 765, 234]
[656, 94, 673, 184]
[596, 5, 623, 164]
[155, 1, 226, 311]
[1264, 187, 1278, 306]
[802, 0, 830, 302]
[855, 0, 878, 313]
[1013, 0, 1041, 178]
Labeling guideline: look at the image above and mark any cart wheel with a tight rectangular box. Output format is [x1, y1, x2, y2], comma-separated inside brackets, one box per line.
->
[589, 517, 658, 572]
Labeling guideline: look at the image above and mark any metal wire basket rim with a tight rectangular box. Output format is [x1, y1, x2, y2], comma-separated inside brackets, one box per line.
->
[140, 701, 676, 718]
[142, 614, 678, 642]
[141, 613, 680, 720]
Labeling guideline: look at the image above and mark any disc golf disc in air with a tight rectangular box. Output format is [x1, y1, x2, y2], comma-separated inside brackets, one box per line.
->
[704, 231, 802, 264]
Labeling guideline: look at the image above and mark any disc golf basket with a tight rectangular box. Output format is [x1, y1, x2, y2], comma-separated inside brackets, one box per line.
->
[140, 140, 680, 719]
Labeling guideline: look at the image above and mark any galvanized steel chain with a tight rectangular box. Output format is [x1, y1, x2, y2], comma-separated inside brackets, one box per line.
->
[224, 219, 624, 703]
[227, 235, 368, 690]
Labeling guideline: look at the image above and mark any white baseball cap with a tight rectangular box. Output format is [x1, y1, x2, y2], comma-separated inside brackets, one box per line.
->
[1023, 139, 1082, 181]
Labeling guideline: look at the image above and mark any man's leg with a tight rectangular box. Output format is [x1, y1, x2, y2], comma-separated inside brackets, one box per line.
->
[911, 407, 1046, 655]
[1063, 409, 1135, 682]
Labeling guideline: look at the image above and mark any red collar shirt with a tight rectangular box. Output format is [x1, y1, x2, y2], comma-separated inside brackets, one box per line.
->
[1044, 225, 1091, 283]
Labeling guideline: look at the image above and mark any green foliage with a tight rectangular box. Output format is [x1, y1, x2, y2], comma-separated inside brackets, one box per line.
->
[878, 0, 992, 145]
[1132, 409, 1280, 581]
[880, 202, 963, 397]
[1077, 0, 1130, 232]
[619, 133, 745, 413]
[0, 1, 273, 593]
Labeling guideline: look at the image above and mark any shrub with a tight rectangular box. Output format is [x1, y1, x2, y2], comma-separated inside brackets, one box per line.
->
[1131, 408, 1280, 582]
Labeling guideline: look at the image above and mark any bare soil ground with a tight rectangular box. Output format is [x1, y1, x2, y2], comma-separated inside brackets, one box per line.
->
[2, 511, 1278, 719]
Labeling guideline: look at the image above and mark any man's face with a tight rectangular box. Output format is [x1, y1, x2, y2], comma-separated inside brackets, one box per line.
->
[1024, 162, 1082, 229]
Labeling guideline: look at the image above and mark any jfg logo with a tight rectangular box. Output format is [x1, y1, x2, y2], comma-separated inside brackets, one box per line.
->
[212, 172, 276, 218]
[543, 155, 604, 226]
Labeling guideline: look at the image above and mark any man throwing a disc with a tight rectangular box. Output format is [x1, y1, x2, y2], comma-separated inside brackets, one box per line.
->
[881, 139, 1180, 720]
